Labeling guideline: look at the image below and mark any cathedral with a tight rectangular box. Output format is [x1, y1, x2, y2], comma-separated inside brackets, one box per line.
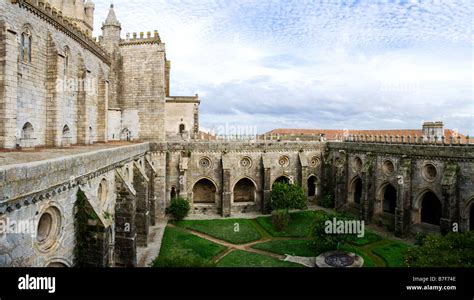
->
[0, 0, 199, 150]
[0, 0, 473, 268]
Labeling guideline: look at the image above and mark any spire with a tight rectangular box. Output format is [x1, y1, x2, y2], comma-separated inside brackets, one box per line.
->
[103, 4, 121, 28]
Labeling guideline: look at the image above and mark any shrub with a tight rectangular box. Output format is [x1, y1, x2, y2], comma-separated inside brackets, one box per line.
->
[319, 194, 335, 208]
[271, 183, 307, 211]
[405, 231, 474, 267]
[312, 212, 356, 251]
[271, 209, 290, 232]
[167, 197, 190, 221]
[414, 232, 427, 246]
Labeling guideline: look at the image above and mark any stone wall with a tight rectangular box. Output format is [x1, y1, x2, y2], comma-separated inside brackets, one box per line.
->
[0, 0, 110, 149]
[118, 39, 166, 142]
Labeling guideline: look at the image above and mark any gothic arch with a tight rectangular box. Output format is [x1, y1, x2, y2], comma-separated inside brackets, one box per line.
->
[192, 178, 219, 204]
[376, 182, 397, 214]
[414, 189, 442, 226]
[272, 175, 290, 187]
[348, 176, 363, 205]
[307, 175, 319, 197]
[232, 177, 258, 203]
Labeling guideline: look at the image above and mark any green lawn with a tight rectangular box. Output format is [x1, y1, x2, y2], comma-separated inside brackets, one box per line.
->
[349, 230, 382, 246]
[153, 210, 413, 268]
[339, 245, 377, 267]
[251, 239, 319, 257]
[255, 211, 323, 237]
[216, 250, 302, 268]
[175, 218, 261, 244]
[372, 241, 411, 267]
[153, 226, 227, 266]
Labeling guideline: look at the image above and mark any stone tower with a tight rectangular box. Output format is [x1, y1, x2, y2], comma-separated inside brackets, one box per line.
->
[101, 4, 122, 54]
[47, 0, 95, 35]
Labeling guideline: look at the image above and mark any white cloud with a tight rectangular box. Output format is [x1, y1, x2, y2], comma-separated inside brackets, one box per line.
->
[93, 0, 473, 134]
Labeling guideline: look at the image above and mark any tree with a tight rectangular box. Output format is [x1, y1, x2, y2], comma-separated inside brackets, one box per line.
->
[167, 197, 191, 221]
[405, 231, 474, 267]
[271, 182, 307, 211]
[312, 212, 356, 251]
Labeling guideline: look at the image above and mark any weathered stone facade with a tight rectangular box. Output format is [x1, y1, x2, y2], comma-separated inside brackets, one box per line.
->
[0, 0, 199, 149]
[0, 0, 472, 268]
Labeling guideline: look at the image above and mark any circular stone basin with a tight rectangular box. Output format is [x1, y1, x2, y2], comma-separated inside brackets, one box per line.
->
[316, 251, 364, 268]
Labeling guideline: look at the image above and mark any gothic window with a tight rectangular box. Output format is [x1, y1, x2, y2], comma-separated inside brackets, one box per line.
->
[63, 47, 70, 77]
[20, 29, 32, 63]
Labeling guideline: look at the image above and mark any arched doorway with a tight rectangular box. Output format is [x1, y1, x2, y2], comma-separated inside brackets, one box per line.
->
[233, 178, 256, 203]
[420, 191, 442, 226]
[383, 184, 397, 214]
[21, 122, 34, 139]
[307, 176, 318, 197]
[170, 187, 177, 200]
[273, 176, 290, 187]
[350, 177, 362, 204]
[179, 124, 186, 134]
[193, 179, 217, 204]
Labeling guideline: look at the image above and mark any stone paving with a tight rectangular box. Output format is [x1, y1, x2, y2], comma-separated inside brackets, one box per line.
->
[0, 142, 141, 167]
[137, 217, 168, 267]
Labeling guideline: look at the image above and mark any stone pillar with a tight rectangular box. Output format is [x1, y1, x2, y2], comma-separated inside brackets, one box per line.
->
[361, 155, 375, 222]
[145, 156, 157, 226]
[45, 33, 60, 147]
[440, 162, 459, 235]
[395, 158, 412, 237]
[96, 70, 108, 143]
[114, 172, 137, 267]
[222, 168, 232, 217]
[334, 154, 348, 210]
[133, 161, 149, 247]
[76, 57, 88, 144]
[263, 168, 272, 214]
[152, 151, 167, 217]
[0, 22, 18, 149]
[299, 152, 309, 198]
[74, 190, 111, 267]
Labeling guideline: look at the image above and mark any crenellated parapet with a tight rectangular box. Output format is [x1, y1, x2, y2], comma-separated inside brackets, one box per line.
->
[11, 0, 110, 64]
[120, 30, 162, 46]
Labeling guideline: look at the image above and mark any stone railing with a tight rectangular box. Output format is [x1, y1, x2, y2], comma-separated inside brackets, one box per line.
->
[343, 134, 472, 146]
[197, 134, 325, 142]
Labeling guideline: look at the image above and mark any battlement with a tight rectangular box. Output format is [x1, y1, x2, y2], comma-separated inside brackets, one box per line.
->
[11, 0, 110, 64]
[166, 95, 200, 104]
[120, 30, 162, 46]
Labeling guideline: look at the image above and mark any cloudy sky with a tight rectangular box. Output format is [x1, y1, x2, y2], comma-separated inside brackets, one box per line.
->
[93, 0, 473, 135]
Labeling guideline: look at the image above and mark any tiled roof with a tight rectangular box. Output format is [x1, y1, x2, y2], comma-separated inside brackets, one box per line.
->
[265, 128, 470, 143]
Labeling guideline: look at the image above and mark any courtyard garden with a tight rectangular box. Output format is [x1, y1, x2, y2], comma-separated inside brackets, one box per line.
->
[152, 209, 415, 268]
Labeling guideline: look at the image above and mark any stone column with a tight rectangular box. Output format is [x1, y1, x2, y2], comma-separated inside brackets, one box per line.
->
[152, 151, 167, 217]
[133, 161, 149, 247]
[222, 168, 232, 217]
[361, 155, 375, 222]
[262, 168, 272, 214]
[45, 33, 60, 147]
[114, 172, 137, 267]
[145, 156, 157, 226]
[299, 152, 309, 198]
[440, 162, 459, 235]
[0, 22, 18, 149]
[395, 158, 412, 237]
[96, 69, 108, 143]
[334, 152, 348, 210]
[76, 56, 88, 145]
